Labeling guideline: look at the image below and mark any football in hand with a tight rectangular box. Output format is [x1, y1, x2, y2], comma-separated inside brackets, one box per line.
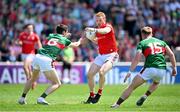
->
[85, 31, 96, 41]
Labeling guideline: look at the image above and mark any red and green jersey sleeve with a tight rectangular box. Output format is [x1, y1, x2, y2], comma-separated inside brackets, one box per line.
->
[137, 37, 167, 69]
[38, 33, 71, 60]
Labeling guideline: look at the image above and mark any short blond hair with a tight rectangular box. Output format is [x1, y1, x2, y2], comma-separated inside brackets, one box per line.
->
[141, 26, 152, 35]
[95, 12, 106, 18]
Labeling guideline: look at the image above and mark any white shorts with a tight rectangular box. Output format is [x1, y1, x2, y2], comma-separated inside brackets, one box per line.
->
[21, 54, 35, 61]
[32, 54, 55, 72]
[94, 52, 119, 66]
[138, 67, 166, 82]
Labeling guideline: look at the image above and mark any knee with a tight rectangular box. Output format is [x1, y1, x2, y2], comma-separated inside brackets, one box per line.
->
[56, 81, 61, 88]
[29, 76, 37, 82]
[52, 81, 61, 88]
[28, 78, 35, 85]
[23, 66, 28, 70]
[87, 72, 95, 80]
[56, 83, 61, 89]
[99, 73, 105, 79]
[87, 74, 92, 80]
[99, 69, 105, 76]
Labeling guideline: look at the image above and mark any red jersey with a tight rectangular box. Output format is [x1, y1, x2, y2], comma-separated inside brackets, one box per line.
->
[19, 32, 40, 54]
[96, 23, 118, 54]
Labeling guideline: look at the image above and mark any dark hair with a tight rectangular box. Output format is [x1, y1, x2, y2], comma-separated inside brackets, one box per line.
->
[23, 24, 34, 29]
[56, 24, 68, 34]
[141, 30, 151, 35]
[141, 26, 152, 35]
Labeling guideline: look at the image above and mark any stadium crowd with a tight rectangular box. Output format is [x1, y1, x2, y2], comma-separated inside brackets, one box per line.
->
[0, 0, 180, 62]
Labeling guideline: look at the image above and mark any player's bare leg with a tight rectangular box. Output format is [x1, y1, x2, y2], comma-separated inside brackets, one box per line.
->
[136, 81, 159, 106]
[18, 69, 40, 104]
[23, 60, 31, 80]
[28, 64, 37, 90]
[37, 69, 61, 105]
[99, 61, 113, 89]
[111, 75, 145, 108]
[94, 61, 113, 103]
[84, 63, 100, 104]
[23, 59, 37, 90]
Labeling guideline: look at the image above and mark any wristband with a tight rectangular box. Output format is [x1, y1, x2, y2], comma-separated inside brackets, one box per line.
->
[128, 70, 132, 74]
[94, 28, 97, 32]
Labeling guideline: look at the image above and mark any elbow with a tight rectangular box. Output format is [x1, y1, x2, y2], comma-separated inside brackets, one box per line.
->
[102, 30, 111, 34]
[134, 59, 139, 65]
[132, 57, 139, 65]
[98, 31, 108, 34]
[96, 28, 111, 34]
[168, 52, 175, 57]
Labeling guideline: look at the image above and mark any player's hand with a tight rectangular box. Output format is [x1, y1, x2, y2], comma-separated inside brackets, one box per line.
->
[73, 41, 81, 47]
[26, 75, 31, 81]
[124, 72, 131, 83]
[66, 33, 71, 37]
[172, 67, 177, 76]
[85, 27, 96, 32]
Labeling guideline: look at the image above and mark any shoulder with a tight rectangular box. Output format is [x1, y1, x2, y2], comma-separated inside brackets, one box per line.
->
[33, 32, 39, 36]
[152, 37, 160, 41]
[106, 23, 113, 28]
[48, 33, 60, 39]
[106, 23, 112, 26]
[64, 37, 71, 42]
[151, 37, 162, 42]
[137, 39, 146, 48]
[137, 41, 142, 46]
[153, 37, 167, 45]
[19, 32, 26, 39]
[33, 33, 40, 38]
[19, 32, 26, 36]
[139, 39, 146, 44]
[106, 23, 115, 32]
[48, 33, 54, 37]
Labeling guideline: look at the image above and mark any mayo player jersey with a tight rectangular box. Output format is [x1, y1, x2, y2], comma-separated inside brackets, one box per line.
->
[137, 37, 167, 69]
[38, 34, 71, 60]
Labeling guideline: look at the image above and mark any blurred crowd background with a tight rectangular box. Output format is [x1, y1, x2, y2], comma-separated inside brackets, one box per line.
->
[0, 0, 180, 62]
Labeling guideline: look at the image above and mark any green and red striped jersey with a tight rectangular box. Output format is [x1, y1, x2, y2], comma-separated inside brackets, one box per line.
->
[38, 33, 71, 60]
[137, 37, 167, 69]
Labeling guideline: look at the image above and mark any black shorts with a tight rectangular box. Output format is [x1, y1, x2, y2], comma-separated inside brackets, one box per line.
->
[62, 61, 72, 70]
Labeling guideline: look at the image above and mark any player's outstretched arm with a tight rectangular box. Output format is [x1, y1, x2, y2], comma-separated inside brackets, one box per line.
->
[129, 51, 142, 72]
[68, 32, 88, 47]
[165, 45, 177, 76]
[85, 26, 111, 34]
[82, 31, 98, 44]
[124, 51, 142, 82]
[69, 41, 81, 47]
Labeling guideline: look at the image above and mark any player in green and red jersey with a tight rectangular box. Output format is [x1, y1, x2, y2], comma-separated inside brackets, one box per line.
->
[111, 26, 177, 108]
[18, 24, 80, 105]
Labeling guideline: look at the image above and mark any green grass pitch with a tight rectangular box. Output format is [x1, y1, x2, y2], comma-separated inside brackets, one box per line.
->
[0, 84, 180, 112]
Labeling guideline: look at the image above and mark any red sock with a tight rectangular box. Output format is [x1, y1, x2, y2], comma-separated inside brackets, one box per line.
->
[98, 89, 103, 95]
[90, 91, 95, 97]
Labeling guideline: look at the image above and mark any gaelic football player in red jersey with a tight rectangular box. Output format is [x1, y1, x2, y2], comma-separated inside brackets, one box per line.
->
[18, 24, 42, 89]
[111, 26, 177, 108]
[80, 12, 119, 104]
